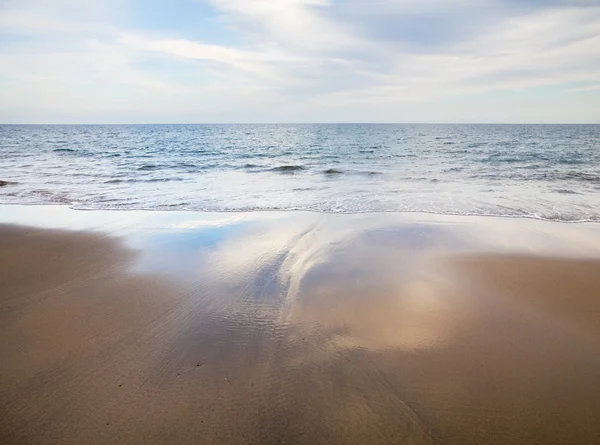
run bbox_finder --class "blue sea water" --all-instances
[0,124,599,221]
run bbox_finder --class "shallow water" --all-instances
[1,124,599,221]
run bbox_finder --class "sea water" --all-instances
[1,124,599,221]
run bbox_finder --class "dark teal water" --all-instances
[1,124,599,221]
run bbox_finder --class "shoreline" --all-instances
[2,207,600,443]
[2,202,600,223]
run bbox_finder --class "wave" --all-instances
[137,165,161,171]
[470,171,600,183]
[554,189,581,195]
[240,153,271,159]
[53,148,94,157]
[138,163,200,171]
[270,165,305,173]
[159,202,190,208]
[562,172,600,183]
[146,177,184,183]
[559,158,586,165]
[483,156,528,164]
[24,189,72,204]
[394,154,417,158]
[177,163,197,169]
[0,180,17,187]
[105,178,184,184]
[63,204,600,223]
[2,195,598,223]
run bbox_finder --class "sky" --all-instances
[1,0,599,123]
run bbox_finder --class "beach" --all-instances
[2,206,600,444]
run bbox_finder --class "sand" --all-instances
[1,208,600,444]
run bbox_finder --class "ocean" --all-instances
[1,124,599,221]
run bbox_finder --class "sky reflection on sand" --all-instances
[125,212,474,355]
[3,206,600,444]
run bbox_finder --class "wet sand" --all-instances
[1,207,600,444]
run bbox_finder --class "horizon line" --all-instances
[1,122,599,126]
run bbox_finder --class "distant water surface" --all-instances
[0,124,599,221]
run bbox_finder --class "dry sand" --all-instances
[1,211,600,444]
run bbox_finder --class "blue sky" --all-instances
[1,0,599,123]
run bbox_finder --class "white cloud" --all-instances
[208,0,357,51]
[0,0,599,122]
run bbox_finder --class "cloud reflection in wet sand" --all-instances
[124,213,600,444]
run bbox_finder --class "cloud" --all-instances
[208,0,357,51]
[0,0,599,122]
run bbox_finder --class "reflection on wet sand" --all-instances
[2,210,600,444]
